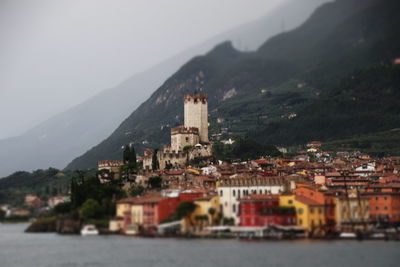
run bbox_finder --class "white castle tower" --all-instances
[184,94,209,143]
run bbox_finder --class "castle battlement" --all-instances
[184,94,208,104]
[171,126,199,135]
[98,160,124,168]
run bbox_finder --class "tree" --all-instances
[52,187,58,196]
[176,202,197,219]
[223,217,235,226]
[0,209,5,221]
[123,145,131,164]
[129,145,137,169]
[97,169,114,182]
[152,149,159,170]
[119,164,130,182]
[129,185,145,197]
[148,176,162,189]
[176,202,198,230]
[208,207,216,225]
[80,199,103,219]
[53,202,71,214]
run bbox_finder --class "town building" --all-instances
[364,183,400,225]
[217,177,287,224]
[334,191,370,232]
[239,194,296,227]
[279,194,326,236]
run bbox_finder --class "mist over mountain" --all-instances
[66,0,400,171]
[0,0,329,177]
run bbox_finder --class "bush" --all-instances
[53,202,71,214]
[80,199,103,219]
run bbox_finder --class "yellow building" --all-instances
[114,197,142,234]
[131,204,143,225]
[116,199,135,217]
[280,194,325,236]
[183,195,220,233]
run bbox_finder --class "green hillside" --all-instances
[322,129,400,157]
[66,0,400,170]
[0,169,81,206]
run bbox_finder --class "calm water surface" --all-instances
[0,223,398,267]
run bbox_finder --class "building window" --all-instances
[260,189,262,194]
[376,206,379,210]
[375,196,379,201]
[233,190,236,197]
[310,208,314,214]
[238,190,241,198]
[299,219,303,225]
[384,206,388,210]
[384,196,387,201]
[233,204,236,213]
[288,200,293,204]
[298,208,304,215]
[185,137,189,142]
[318,208,322,214]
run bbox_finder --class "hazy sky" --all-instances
[0,0,288,139]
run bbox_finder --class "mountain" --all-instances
[66,0,400,170]
[0,0,330,177]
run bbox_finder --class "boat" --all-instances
[339,232,357,239]
[80,224,99,236]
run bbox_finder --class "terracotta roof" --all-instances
[253,159,272,165]
[295,195,324,206]
[368,183,400,188]
[117,197,142,204]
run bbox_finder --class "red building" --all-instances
[140,191,205,231]
[141,196,179,231]
[239,195,296,227]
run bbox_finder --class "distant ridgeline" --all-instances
[66,0,400,170]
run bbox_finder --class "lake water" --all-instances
[0,223,399,267]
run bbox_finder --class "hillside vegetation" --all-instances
[67,0,400,170]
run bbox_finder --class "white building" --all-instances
[217,177,287,224]
[355,164,376,177]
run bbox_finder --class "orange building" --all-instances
[364,183,400,224]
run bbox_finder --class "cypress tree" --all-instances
[152,149,159,170]
[129,144,137,169]
[123,145,131,164]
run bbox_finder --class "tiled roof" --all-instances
[295,195,324,206]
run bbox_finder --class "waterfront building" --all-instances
[334,191,370,232]
[239,194,296,227]
[279,194,326,236]
[364,183,400,225]
[183,195,221,233]
[217,177,286,224]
